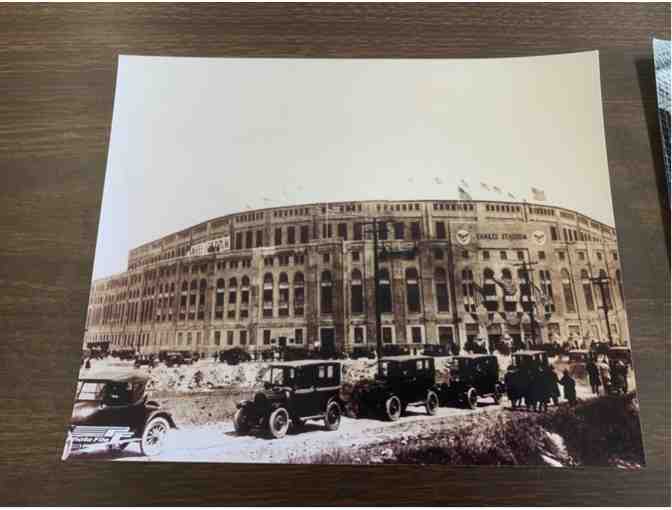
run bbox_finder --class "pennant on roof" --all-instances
[531,187,547,201]
[493,186,502,194]
[480,182,491,191]
[458,186,473,201]
[434,177,443,185]
[460,179,470,188]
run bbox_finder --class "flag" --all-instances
[531,187,547,201]
[434,177,443,185]
[245,204,252,210]
[493,186,502,194]
[480,182,491,191]
[262,197,273,203]
[458,186,472,201]
[507,192,516,200]
[460,179,470,188]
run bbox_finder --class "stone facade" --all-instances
[83,199,629,356]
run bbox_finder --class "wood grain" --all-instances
[0,3,669,506]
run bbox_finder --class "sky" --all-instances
[93,51,613,279]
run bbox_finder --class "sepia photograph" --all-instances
[62,51,644,467]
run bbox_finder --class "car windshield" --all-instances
[448,358,471,372]
[76,381,106,401]
[266,366,296,386]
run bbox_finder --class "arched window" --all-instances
[581,269,595,311]
[228,277,238,304]
[616,269,624,304]
[561,268,576,313]
[518,268,534,313]
[215,278,225,317]
[198,279,207,319]
[351,269,364,314]
[278,273,289,316]
[501,268,516,312]
[599,269,613,310]
[240,275,250,310]
[263,273,273,317]
[539,270,555,313]
[405,267,421,313]
[462,268,476,312]
[378,268,392,314]
[293,272,305,316]
[435,268,449,313]
[181,281,188,292]
[482,268,498,312]
[321,270,333,314]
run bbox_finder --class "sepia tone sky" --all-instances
[93,51,613,279]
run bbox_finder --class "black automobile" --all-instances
[352,355,440,421]
[437,354,504,409]
[504,350,549,405]
[161,350,193,367]
[134,354,157,369]
[219,347,252,365]
[234,360,343,439]
[62,370,176,460]
[607,346,632,366]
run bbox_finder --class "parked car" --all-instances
[567,349,590,364]
[62,369,176,460]
[219,347,252,365]
[234,360,343,439]
[352,355,439,421]
[504,350,550,405]
[607,346,632,366]
[160,350,193,367]
[422,344,454,357]
[134,354,157,369]
[436,354,504,409]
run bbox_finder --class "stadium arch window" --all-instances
[482,268,499,312]
[598,269,613,310]
[215,278,225,317]
[435,267,449,313]
[287,226,296,245]
[405,267,421,314]
[278,272,289,316]
[561,268,576,313]
[581,269,595,311]
[410,222,421,240]
[501,268,516,312]
[337,223,348,240]
[274,228,282,246]
[293,272,305,316]
[320,270,333,315]
[394,222,405,240]
[263,273,274,317]
[300,225,309,244]
[462,268,476,312]
[378,268,392,314]
[539,270,555,313]
[434,247,444,260]
[435,221,446,239]
[351,269,364,315]
[353,222,363,241]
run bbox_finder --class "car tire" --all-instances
[465,387,478,410]
[425,390,439,416]
[141,416,170,457]
[61,432,73,461]
[268,407,290,439]
[233,409,250,435]
[324,401,341,431]
[384,395,402,421]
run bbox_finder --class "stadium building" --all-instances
[83,199,629,356]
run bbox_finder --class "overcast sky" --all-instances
[93,51,613,279]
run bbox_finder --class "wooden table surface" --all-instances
[0,3,669,506]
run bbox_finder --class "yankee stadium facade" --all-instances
[83,199,629,356]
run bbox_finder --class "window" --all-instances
[293,272,305,316]
[538,251,546,260]
[337,223,348,240]
[227,331,234,346]
[256,230,264,248]
[578,251,586,261]
[263,273,273,317]
[612,251,618,261]
[517,251,525,261]
[352,250,360,262]
[482,268,499,312]
[405,268,421,313]
[382,326,393,344]
[581,269,595,311]
[378,268,392,313]
[462,250,469,259]
[598,269,613,310]
[287,226,295,245]
[214,330,221,346]
[411,326,423,344]
[323,253,330,264]
[462,268,476,312]
[557,251,566,261]
[435,268,449,313]
[245,231,253,249]
[435,221,446,239]
[596,251,603,261]
[300,225,309,244]
[353,222,363,241]
[239,330,247,345]
[482,251,490,261]
[321,270,333,314]
[322,223,332,238]
[561,268,576,313]
[295,329,303,344]
[550,226,558,241]
[394,222,405,240]
[351,269,364,314]
[410,222,421,240]
[274,228,282,246]
[354,326,365,344]
[198,279,207,320]
[434,247,444,260]
[539,270,555,313]
[263,330,271,345]
[278,272,289,317]
[499,250,507,260]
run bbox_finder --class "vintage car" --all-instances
[219,347,252,365]
[567,349,590,364]
[352,355,439,421]
[62,370,176,460]
[160,350,194,367]
[134,354,157,368]
[504,350,550,406]
[234,360,343,439]
[436,354,504,409]
[607,346,632,366]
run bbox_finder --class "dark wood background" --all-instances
[0,3,669,506]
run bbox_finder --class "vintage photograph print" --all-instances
[63,52,645,467]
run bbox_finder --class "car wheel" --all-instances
[61,432,73,461]
[465,387,478,410]
[425,390,439,416]
[233,409,250,435]
[141,417,170,457]
[384,395,402,421]
[324,401,341,431]
[268,407,290,439]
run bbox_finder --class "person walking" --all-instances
[559,369,577,406]
[586,356,600,395]
[544,365,560,406]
